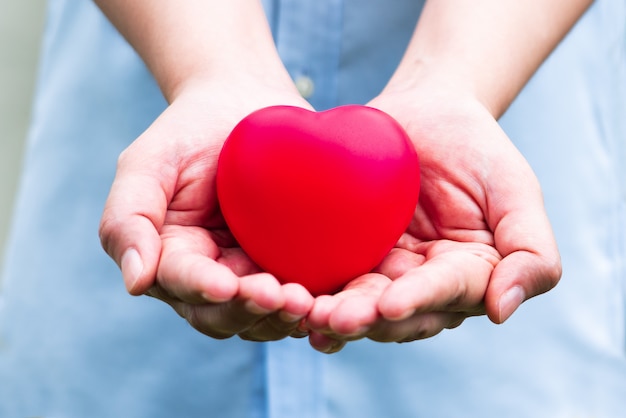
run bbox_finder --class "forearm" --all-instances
[94,0,290,102]
[385,0,593,117]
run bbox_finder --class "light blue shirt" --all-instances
[1,1,625,417]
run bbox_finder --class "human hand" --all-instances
[306,90,561,353]
[99,78,315,341]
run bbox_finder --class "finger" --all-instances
[326,295,379,336]
[245,284,314,337]
[216,246,263,277]
[158,224,239,303]
[149,283,306,341]
[145,285,242,339]
[238,285,312,342]
[325,274,390,336]
[99,166,169,295]
[374,247,426,279]
[279,283,315,323]
[487,175,562,323]
[306,295,338,331]
[378,248,494,321]
[486,247,561,324]
[367,311,469,343]
[167,273,285,340]
[289,319,311,339]
[237,313,300,342]
[307,273,390,336]
[308,332,347,354]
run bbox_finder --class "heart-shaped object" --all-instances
[216,105,420,295]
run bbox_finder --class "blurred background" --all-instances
[0,1,46,273]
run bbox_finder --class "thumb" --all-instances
[485,208,562,324]
[99,157,169,295]
[485,249,562,324]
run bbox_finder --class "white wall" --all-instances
[0,0,47,273]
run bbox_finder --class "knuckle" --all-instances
[536,256,563,295]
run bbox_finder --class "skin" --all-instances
[307,93,560,351]
[305,0,593,352]
[97,0,593,351]
[97,1,316,341]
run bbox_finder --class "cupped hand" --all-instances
[307,90,561,353]
[99,77,314,341]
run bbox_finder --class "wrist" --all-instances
[380,0,593,120]
[166,63,301,106]
[159,73,310,150]
[161,49,296,106]
[97,0,293,104]
[380,60,493,118]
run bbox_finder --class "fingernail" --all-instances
[498,286,525,323]
[121,248,143,293]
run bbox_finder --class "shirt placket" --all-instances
[263,4,343,416]
[273,0,344,111]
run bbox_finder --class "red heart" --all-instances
[216,105,420,295]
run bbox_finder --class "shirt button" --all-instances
[295,75,315,99]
